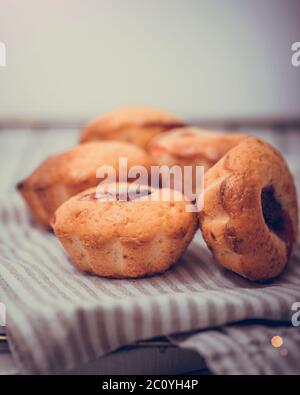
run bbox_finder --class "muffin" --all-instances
[148,127,246,172]
[17,141,152,228]
[80,106,184,148]
[51,183,198,278]
[198,137,298,281]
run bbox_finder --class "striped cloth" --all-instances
[0,128,300,374]
[172,322,300,375]
[0,195,300,374]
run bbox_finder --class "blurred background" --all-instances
[0,0,300,121]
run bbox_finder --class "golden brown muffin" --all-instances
[198,137,298,281]
[17,141,153,228]
[148,127,247,172]
[80,106,184,148]
[51,183,198,278]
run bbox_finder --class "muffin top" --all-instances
[20,141,153,190]
[52,183,197,245]
[148,127,246,161]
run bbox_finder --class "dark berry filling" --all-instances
[261,186,294,256]
[261,186,283,233]
[142,121,186,131]
[79,188,152,202]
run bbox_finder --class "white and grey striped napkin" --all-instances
[0,195,299,374]
[172,322,300,375]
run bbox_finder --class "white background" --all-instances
[0,0,300,120]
